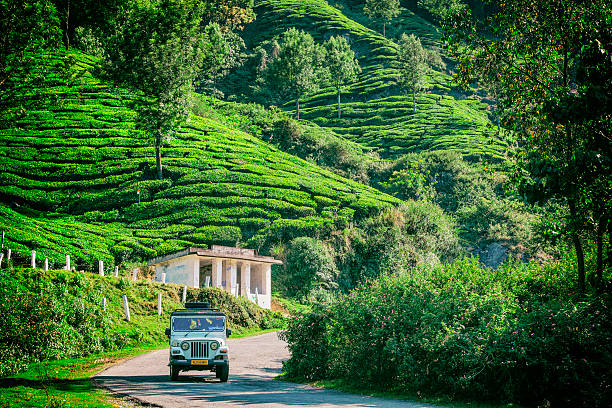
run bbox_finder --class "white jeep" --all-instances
[165,302,231,381]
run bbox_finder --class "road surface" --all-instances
[95,331,439,408]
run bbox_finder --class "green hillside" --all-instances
[229,0,504,160]
[0,52,400,268]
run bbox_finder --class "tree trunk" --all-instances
[595,216,607,290]
[337,88,341,119]
[64,0,70,50]
[413,90,416,113]
[155,135,163,180]
[569,201,586,294]
[383,22,386,38]
[296,98,300,120]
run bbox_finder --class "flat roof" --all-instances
[147,246,283,266]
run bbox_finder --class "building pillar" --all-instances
[191,255,199,288]
[240,262,251,297]
[226,260,236,294]
[212,258,222,288]
[261,263,272,309]
[263,264,271,295]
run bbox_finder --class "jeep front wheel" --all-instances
[170,365,179,381]
[216,364,229,382]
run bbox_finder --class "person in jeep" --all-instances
[165,302,231,381]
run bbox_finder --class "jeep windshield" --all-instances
[172,316,225,332]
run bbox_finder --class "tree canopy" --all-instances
[261,28,325,120]
[0,0,61,112]
[104,0,206,180]
[397,33,428,113]
[363,0,401,37]
[444,0,612,292]
[324,36,360,119]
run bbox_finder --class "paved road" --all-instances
[95,332,439,408]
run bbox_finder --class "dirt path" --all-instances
[95,331,439,408]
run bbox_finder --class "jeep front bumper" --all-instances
[169,357,228,371]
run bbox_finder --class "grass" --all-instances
[0,345,163,408]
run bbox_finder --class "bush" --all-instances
[282,237,338,300]
[281,257,612,407]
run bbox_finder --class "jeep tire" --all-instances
[170,365,179,381]
[216,364,229,382]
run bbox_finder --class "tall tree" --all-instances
[105,0,205,180]
[0,0,61,121]
[444,0,612,293]
[324,36,361,119]
[397,33,428,113]
[363,0,401,38]
[263,28,325,120]
[201,0,255,31]
[198,22,245,96]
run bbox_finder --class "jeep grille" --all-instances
[190,341,209,358]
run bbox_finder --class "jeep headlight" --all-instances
[210,341,219,350]
[171,340,179,347]
[181,341,190,351]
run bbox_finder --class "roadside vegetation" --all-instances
[0,266,284,378]
[281,256,612,407]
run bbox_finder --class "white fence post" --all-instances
[132,268,138,281]
[31,250,36,268]
[182,285,187,303]
[99,260,104,276]
[44,258,49,271]
[161,272,166,283]
[122,295,131,322]
[158,293,162,315]
[7,249,10,261]
[0,253,3,268]
[65,255,70,271]
[114,266,119,277]
[102,297,107,311]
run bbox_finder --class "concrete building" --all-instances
[147,246,282,309]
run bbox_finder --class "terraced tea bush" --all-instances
[0,51,401,267]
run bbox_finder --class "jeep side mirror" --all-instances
[226,328,232,337]
[165,328,170,337]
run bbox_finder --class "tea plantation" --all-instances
[0,52,400,269]
[230,0,505,160]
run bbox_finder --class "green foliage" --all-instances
[324,35,361,118]
[397,33,427,112]
[279,310,329,380]
[231,0,504,160]
[283,237,338,299]
[261,28,326,119]
[282,257,612,407]
[198,22,245,97]
[0,52,400,266]
[0,267,283,377]
[104,0,206,179]
[363,0,400,37]
[335,201,460,289]
[0,0,61,121]
[444,0,612,291]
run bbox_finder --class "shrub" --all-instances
[281,257,612,407]
[283,237,339,299]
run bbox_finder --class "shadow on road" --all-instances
[94,373,384,406]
